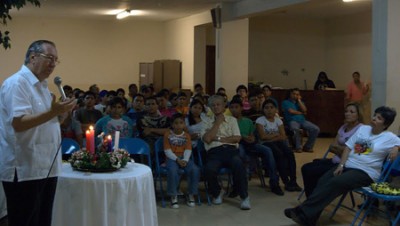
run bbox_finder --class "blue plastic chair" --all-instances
[118,137,152,169]
[350,156,400,226]
[61,138,80,155]
[154,137,201,208]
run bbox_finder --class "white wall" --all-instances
[326,11,372,89]
[248,16,326,89]
[163,11,212,90]
[0,17,165,93]
[218,18,249,98]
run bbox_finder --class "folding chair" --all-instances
[61,138,80,160]
[350,156,400,226]
[153,137,201,208]
[118,137,152,169]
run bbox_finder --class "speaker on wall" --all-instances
[210,7,221,29]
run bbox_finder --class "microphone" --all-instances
[54,76,66,100]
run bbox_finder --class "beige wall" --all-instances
[386,0,400,133]
[249,16,326,89]
[326,11,372,89]
[218,18,249,98]
[163,11,212,90]
[248,12,372,91]
[0,17,165,94]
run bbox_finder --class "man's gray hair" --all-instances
[24,40,56,65]
[207,94,226,107]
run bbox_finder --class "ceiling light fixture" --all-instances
[116,10,131,19]
[116,10,142,19]
[343,0,353,2]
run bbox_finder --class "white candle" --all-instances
[114,131,120,150]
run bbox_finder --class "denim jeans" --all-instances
[289,120,320,150]
[239,143,280,186]
[166,158,200,196]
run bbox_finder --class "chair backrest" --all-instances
[154,137,164,174]
[118,137,152,169]
[61,138,80,154]
[380,155,400,182]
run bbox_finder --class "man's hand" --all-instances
[176,159,187,167]
[51,95,77,115]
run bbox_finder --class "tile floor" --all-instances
[156,138,386,226]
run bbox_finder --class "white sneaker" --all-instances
[240,196,251,210]
[186,194,196,207]
[212,190,224,205]
[170,196,179,209]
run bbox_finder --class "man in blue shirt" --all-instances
[281,88,320,153]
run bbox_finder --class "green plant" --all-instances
[1,0,41,49]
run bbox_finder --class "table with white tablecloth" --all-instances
[52,163,158,226]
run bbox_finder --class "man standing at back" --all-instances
[0,40,76,226]
[282,88,320,153]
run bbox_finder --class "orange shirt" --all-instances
[163,130,192,157]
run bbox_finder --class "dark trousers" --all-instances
[2,176,58,226]
[204,145,248,199]
[263,140,297,184]
[301,159,337,197]
[299,167,373,223]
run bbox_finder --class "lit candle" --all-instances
[107,135,112,152]
[89,125,95,154]
[114,131,120,151]
[85,130,91,152]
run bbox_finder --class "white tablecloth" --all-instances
[52,163,158,226]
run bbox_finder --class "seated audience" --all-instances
[185,99,205,162]
[229,98,284,196]
[74,91,103,132]
[301,103,363,197]
[282,88,320,153]
[63,85,74,99]
[175,91,189,115]
[285,106,400,226]
[164,113,200,209]
[94,90,109,115]
[61,111,83,147]
[95,97,133,138]
[256,99,302,192]
[126,94,145,137]
[200,95,251,210]
[313,71,336,90]
[156,91,176,118]
[236,84,251,111]
[137,96,170,154]
[243,92,264,123]
[262,85,278,108]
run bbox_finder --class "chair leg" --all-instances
[297,189,305,202]
[330,192,348,219]
[392,211,400,226]
[357,197,376,226]
[158,175,166,208]
[350,197,369,226]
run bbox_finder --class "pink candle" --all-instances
[89,126,95,154]
[85,130,91,152]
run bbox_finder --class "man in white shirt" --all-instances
[201,95,251,210]
[0,40,76,226]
